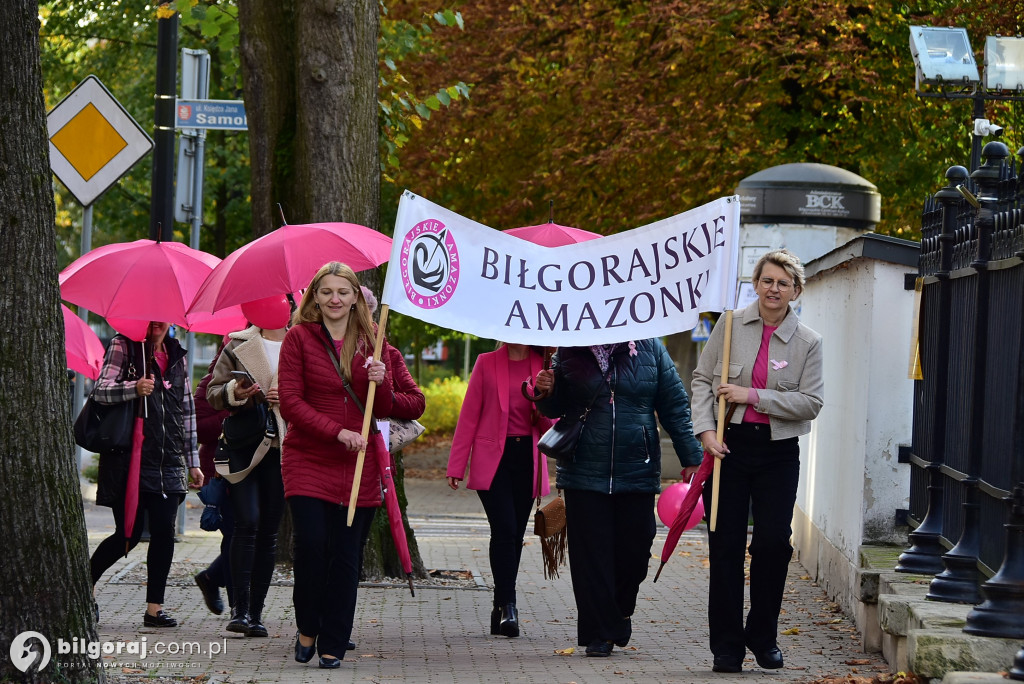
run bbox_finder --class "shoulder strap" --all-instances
[317,325,379,430]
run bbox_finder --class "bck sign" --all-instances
[798,191,850,218]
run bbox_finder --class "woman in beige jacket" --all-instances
[206,295,290,638]
[691,249,824,674]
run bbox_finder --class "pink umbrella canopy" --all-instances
[504,222,602,247]
[189,222,392,314]
[62,304,105,380]
[60,239,221,327]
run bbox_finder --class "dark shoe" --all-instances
[294,632,315,663]
[226,608,249,634]
[143,610,177,628]
[347,641,356,651]
[498,603,519,638]
[490,607,501,635]
[712,654,743,673]
[318,656,342,669]
[245,618,268,637]
[750,645,783,669]
[194,571,224,615]
[585,640,613,657]
[614,616,632,647]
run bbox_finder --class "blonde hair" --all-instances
[752,249,805,292]
[293,261,376,381]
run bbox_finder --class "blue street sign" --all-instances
[691,316,712,343]
[175,99,247,131]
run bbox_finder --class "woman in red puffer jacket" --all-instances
[278,262,393,670]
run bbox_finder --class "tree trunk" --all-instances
[239,0,415,578]
[0,3,103,682]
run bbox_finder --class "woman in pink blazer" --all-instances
[447,343,554,638]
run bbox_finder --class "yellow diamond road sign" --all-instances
[47,75,153,207]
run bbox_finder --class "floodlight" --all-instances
[909,26,980,89]
[984,36,1024,91]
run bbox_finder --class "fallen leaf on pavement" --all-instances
[781,627,800,635]
[555,647,575,656]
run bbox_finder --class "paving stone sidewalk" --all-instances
[86,479,890,683]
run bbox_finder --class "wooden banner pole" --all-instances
[347,304,390,526]
[709,309,733,532]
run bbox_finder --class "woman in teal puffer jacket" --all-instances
[535,338,702,657]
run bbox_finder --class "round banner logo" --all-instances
[400,219,459,309]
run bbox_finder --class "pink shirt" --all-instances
[506,357,533,436]
[743,325,777,424]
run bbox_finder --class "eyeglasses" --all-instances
[758,277,793,292]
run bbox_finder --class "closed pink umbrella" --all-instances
[62,304,105,380]
[372,431,415,595]
[504,222,602,247]
[188,222,392,314]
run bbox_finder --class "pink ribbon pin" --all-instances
[628,341,637,357]
[770,359,788,370]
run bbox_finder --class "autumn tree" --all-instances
[0,2,102,682]
[389,0,1022,240]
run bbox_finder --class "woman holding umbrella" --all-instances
[691,249,823,673]
[278,262,392,669]
[90,321,203,627]
[206,295,292,638]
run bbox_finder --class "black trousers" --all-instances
[476,436,535,607]
[229,447,284,619]
[289,496,375,658]
[701,422,800,657]
[91,491,182,604]
[564,488,656,646]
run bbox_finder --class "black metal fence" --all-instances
[896,141,1024,639]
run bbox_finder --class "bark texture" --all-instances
[239,0,414,577]
[0,2,103,682]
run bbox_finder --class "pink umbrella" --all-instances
[60,239,221,327]
[183,304,249,335]
[188,222,391,314]
[653,453,714,582]
[504,222,602,247]
[62,304,105,380]
[372,431,415,595]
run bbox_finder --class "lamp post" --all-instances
[909,27,1024,171]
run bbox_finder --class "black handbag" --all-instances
[537,379,603,461]
[537,417,586,460]
[73,338,139,453]
[74,396,135,453]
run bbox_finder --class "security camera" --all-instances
[973,119,1004,137]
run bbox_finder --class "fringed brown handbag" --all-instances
[534,436,567,579]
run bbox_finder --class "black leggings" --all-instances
[91,491,182,604]
[476,436,535,607]
[229,447,284,618]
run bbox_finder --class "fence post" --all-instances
[897,166,968,575]
[926,144,1006,602]
[965,143,1024,639]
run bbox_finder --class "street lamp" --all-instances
[910,26,1024,170]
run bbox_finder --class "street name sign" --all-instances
[175,99,248,131]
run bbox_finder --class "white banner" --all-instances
[381,191,740,346]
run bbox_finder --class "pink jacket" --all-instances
[446,347,554,495]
